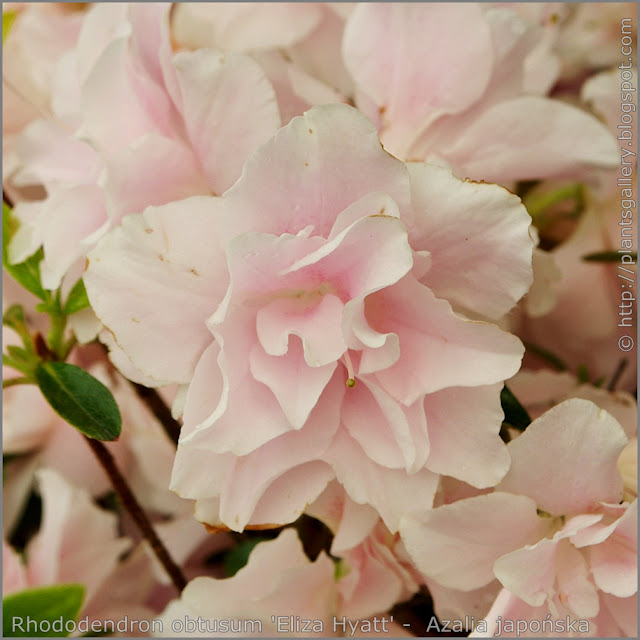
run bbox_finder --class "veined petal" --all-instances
[179,373,342,531]
[370,276,525,403]
[256,294,346,365]
[343,3,493,155]
[250,339,337,429]
[282,213,413,301]
[85,196,228,384]
[406,162,534,320]
[423,384,510,488]
[102,134,210,223]
[400,492,545,591]
[444,96,619,182]
[222,103,411,238]
[174,49,280,195]
[326,428,438,533]
[588,501,638,598]
[497,399,628,516]
[342,377,429,474]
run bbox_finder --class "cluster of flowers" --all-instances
[2,3,637,637]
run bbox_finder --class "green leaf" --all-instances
[63,279,90,315]
[6,345,32,365]
[224,539,262,577]
[3,204,49,301]
[582,250,637,263]
[576,364,590,384]
[3,304,26,333]
[333,558,350,581]
[5,248,47,301]
[3,352,36,377]
[34,362,121,441]
[500,385,531,432]
[3,10,17,43]
[3,584,84,637]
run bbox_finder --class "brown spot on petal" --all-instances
[145,228,153,234]
[613,393,634,407]
[308,128,313,134]
[463,177,490,185]
[204,522,284,534]
[190,268,199,276]
[64,3,89,12]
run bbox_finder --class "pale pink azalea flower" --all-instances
[171,2,352,114]
[474,588,637,637]
[508,369,637,438]
[3,449,39,539]
[155,528,335,638]
[3,469,132,610]
[2,2,83,192]
[6,489,229,637]
[85,104,533,532]
[3,539,28,593]
[2,444,225,631]
[342,4,618,184]
[2,469,189,636]
[248,49,344,126]
[171,3,323,51]
[400,399,637,636]
[155,526,412,638]
[424,578,503,635]
[7,2,280,294]
[618,439,637,503]
[554,3,637,80]
[308,482,419,619]
[514,68,637,391]
[520,244,563,319]
[24,469,131,603]
[80,548,161,637]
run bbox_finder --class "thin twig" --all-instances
[3,377,31,388]
[607,358,629,392]
[84,436,187,592]
[131,382,181,444]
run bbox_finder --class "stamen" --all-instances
[344,351,356,388]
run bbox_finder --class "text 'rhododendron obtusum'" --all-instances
[84,104,534,532]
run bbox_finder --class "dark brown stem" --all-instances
[131,382,181,444]
[84,436,187,592]
[607,358,629,392]
[3,190,14,208]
